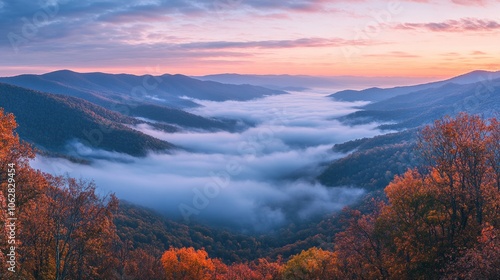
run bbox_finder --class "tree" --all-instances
[334,207,391,280]
[47,176,119,280]
[378,170,445,278]
[282,247,339,280]
[118,248,166,280]
[224,263,260,280]
[161,247,215,280]
[444,224,500,279]
[419,114,489,240]
[250,258,283,280]
[335,114,500,279]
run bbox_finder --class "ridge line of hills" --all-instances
[0,71,287,157]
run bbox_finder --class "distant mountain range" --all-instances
[330,70,500,102]
[320,70,500,192]
[194,74,431,91]
[0,70,287,108]
[2,69,499,161]
[0,71,289,158]
[339,70,500,130]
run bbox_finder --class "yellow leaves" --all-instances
[282,247,338,280]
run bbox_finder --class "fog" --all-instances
[32,91,386,232]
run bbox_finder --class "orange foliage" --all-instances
[444,224,500,279]
[161,247,215,280]
[335,113,500,279]
[0,108,120,279]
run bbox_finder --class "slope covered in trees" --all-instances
[330,70,500,102]
[1,105,498,279]
[156,113,500,279]
[0,109,121,279]
[340,75,500,130]
[0,100,500,280]
[0,83,175,157]
[319,130,419,190]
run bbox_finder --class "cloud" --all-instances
[235,0,332,13]
[177,37,380,50]
[363,51,420,58]
[451,0,487,5]
[395,18,500,32]
[32,92,385,232]
[471,50,487,55]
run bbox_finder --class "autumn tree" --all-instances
[47,176,119,280]
[444,224,500,279]
[334,206,391,280]
[281,247,339,280]
[211,258,229,280]
[487,117,500,192]
[0,108,122,279]
[250,258,283,280]
[223,263,260,280]
[161,247,215,280]
[418,113,491,242]
[0,109,40,278]
[116,247,166,280]
[335,113,500,279]
[377,170,446,278]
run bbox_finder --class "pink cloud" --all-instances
[395,18,500,32]
[471,51,487,55]
[451,0,487,5]
[363,51,420,58]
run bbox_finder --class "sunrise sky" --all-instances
[0,0,499,78]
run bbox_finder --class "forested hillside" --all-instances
[330,70,500,102]
[0,83,174,157]
[1,108,498,279]
[340,76,500,130]
[319,130,419,190]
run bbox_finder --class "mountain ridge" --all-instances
[329,70,500,102]
[0,70,287,109]
[0,82,175,157]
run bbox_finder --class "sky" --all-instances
[0,0,499,78]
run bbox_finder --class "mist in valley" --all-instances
[32,91,388,232]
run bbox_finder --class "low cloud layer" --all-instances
[32,92,385,232]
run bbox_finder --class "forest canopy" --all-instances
[0,110,499,279]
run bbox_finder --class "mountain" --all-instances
[195,73,431,92]
[0,83,174,157]
[115,201,268,263]
[330,70,500,102]
[0,70,287,108]
[128,104,240,131]
[340,76,500,130]
[0,70,253,132]
[321,71,500,189]
[194,74,335,91]
[318,130,419,190]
